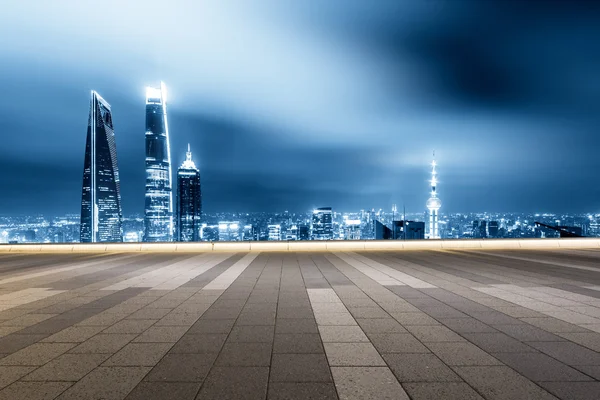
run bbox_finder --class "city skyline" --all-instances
[1,1,600,216]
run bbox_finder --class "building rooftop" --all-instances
[0,242,599,399]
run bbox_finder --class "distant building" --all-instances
[176,145,201,242]
[312,207,333,240]
[374,220,392,240]
[268,225,281,241]
[298,225,310,240]
[426,153,442,239]
[489,221,499,237]
[201,224,219,241]
[392,221,425,240]
[344,218,361,240]
[144,82,173,242]
[286,225,298,241]
[243,225,257,241]
[80,91,123,243]
[218,222,240,241]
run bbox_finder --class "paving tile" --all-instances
[403,382,484,400]
[0,366,35,390]
[103,343,172,366]
[133,326,189,342]
[0,381,72,400]
[539,382,600,400]
[267,382,337,400]
[520,317,590,333]
[324,343,385,366]
[438,318,497,333]
[426,342,502,366]
[493,352,594,382]
[277,307,316,319]
[273,334,324,354]
[69,333,137,354]
[356,318,407,333]
[0,342,76,366]
[144,353,216,382]
[270,354,332,382]
[170,334,227,353]
[383,353,462,382]
[42,326,105,343]
[573,365,600,380]
[228,325,275,343]
[197,366,268,400]
[319,325,369,342]
[347,307,390,319]
[22,353,110,381]
[56,366,151,400]
[390,312,440,326]
[125,381,200,400]
[492,323,565,342]
[405,325,466,342]
[0,334,48,354]
[462,333,538,353]
[188,319,236,334]
[314,313,357,326]
[103,319,157,334]
[215,342,272,366]
[557,332,600,352]
[236,311,277,325]
[331,367,409,399]
[127,308,173,320]
[368,333,430,353]
[527,341,600,366]
[276,319,319,334]
[454,366,558,400]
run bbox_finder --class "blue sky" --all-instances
[1,0,599,215]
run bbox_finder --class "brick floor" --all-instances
[0,249,599,399]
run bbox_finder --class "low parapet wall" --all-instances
[1,238,600,253]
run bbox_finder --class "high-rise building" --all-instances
[312,207,333,240]
[144,82,173,242]
[268,224,282,241]
[176,145,201,242]
[426,153,442,239]
[80,91,123,243]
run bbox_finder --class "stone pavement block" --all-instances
[42,326,105,342]
[133,326,189,342]
[390,312,440,326]
[102,319,157,334]
[125,381,200,400]
[236,311,277,326]
[493,323,566,342]
[276,319,319,334]
[315,313,357,326]
[69,333,136,354]
[22,353,110,381]
[356,318,407,333]
[270,354,332,382]
[520,317,590,333]
[319,326,368,342]
[0,381,72,400]
[127,308,172,320]
[426,342,502,366]
[103,343,172,366]
[383,353,462,382]
[215,342,272,366]
[467,311,524,326]
[462,333,538,353]
[0,366,35,389]
[493,352,594,382]
[454,366,558,400]
[438,318,497,333]
[56,366,151,400]
[557,332,600,352]
[170,334,227,353]
[277,307,317,319]
[188,319,236,334]
[403,382,484,400]
[273,334,324,354]
[573,365,600,380]
[324,343,385,366]
[144,353,216,382]
[267,382,338,400]
[228,325,275,343]
[197,366,269,400]
[331,367,409,400]
[201,308,242,320]
[539,382,600,400]
[0,342,76,366]
[347,307,390,319]
[0,334,48,354]
[368,333,430,353]
[405,325,466,342]
[527,341,600,366]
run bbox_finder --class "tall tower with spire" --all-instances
[426,151,442,239]
[176,144,201,242]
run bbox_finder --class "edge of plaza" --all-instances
[1,237,600,252]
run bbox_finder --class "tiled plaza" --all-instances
[0,248,600,399]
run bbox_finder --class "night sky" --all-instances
[1,0,599,216]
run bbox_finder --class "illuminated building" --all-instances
[144,82,173,242]
[268,224,281,241]
[312,207,333,240]
[343,218,361,240]
[426,153,441,239]
[80,91,123,243]
[176,144,201,242]
[218,222,240,241]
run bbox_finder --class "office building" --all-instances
[176,145,201,242]
[268,224,282,241]
[312,207,333,240]
[80,91,123,243]
[392,220,425,240]
[144,82,173,242]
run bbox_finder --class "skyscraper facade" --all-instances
[311,207,333,240]
[144,82,173,242]
[426,153,442,239]
[176,145,201,242]
[80,91,123,243]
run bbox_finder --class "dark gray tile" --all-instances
[215,342,272,366]
[539,382,600,400]
[273,334,324,354]
[462,333,538,353]
[403,382,484,400]
[228,326,274,343]
[438,318,497,333]
[196,367,269,400]
[528,341,600,366]
[493,352,594,382]
[144,353,215,382]
[368,333,430,353]
[125,382,200,400]
[267,382,337,400]
[270,354,332,382]
[170,334,227,354]
[384,353,462,382]
[276,319,318,334]
[493,324,566,342]
[188,319,235,334]
[356,318,407,333]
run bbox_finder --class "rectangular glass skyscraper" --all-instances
[176,145,201,242]
[311,207,333,240]
[80,91,123,243]
[144,82,173,242]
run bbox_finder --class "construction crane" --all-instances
[534,222,583,238]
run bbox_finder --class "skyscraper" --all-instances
[426,153,442,239]
[144,82,173,242]
[311,207,333,240]
[80,91,123,243]
[176,144,201,242]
